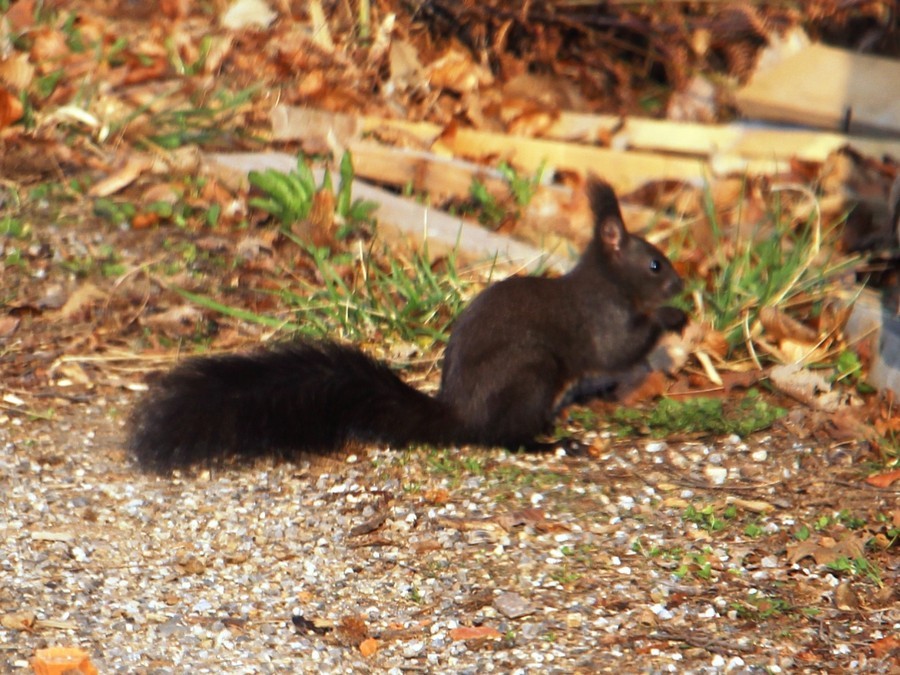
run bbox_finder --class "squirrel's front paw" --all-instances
[656,306,688,332]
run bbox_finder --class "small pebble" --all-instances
[704,465,728,485]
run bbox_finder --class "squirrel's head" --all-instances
[586,177,683,305]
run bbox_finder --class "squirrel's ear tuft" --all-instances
[586,176,624,225]
[588,176,627,254]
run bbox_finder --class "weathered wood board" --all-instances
[735,43,900,137]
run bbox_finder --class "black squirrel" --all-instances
[129,178,686,472]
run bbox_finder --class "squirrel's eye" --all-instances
[649,259,661,273]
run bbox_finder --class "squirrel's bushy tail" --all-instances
[129,341,459,472]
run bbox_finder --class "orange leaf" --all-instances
[865,469,900,488]
[32,647,98,675]
[30,27,69,64]
[0,88,24,129]
[132,212,160,230]
[449,626,502,641]
[5,0,36,31]
[870,634,900,658]
[359,638,379,657]
[423,488,450,504]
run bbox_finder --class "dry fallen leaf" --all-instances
[449,626,503,641]
[32,647,98,675]
[769,362,859,412]
[359,637,379,657]
[0,315,20,337]
[334,615,369,647]
[88,155,153,197]
[786,533,867,566]
[1,611,36,631]
[834,581,860,611]
[423,488,451,504]
[390,40,425,91]
[865,468,900,488]
[427,48,493,94]
[725,496,775,514]
[0,53,35,90]
[496,508,547,531]
[870,634,900,658]
[56,283,106,321]
[143,306,205,334]
[0,86,24,129]
[220,0,277,30]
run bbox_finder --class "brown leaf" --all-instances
[428,49,493,94]
[389,40,425,91]
[423,488,451,504]
[175,555,207,575]
[700,327,729,359]
[865,468,900,488]
[759,306,819,344]
[297,69,326,98]
[89,155,153,197]
[620,370,669,405]
[161,0,190,19]
[826,408,879,443]
[412,539,442,554]
[786,540,822,565]
[720,369,763,393]
[56,283,106,321]
[769,363,859,413]
[122,55,169,86]
[496,508,547,531]
[435,515,503,533]
[142,182,181,206]
[786,533,867,566]
[143,306,205,334]
[726,496,775,514]
[335,615,369,647]
[349,510,388,537]
[834,582,859,611]
[0,315,20,337]
[302,189,336,246]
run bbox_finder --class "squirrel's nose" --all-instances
[665,275,684,297]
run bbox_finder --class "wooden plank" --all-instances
[361,117,709,193]
[735,43,900,136]
[361,115,796,185]
[348,140,514,201]
[273,105,705,192]
[205,151,571,273]
[273,107,709,192]
[549,112,900,162]
[436,126,709,193]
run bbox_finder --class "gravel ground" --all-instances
[1,395,898,674]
